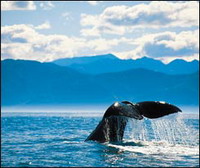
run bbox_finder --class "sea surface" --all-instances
[1,111,199,167]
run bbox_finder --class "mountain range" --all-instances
[2,55,199,106]
[52,54,199,75]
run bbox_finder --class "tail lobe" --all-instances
[135,101,182,119]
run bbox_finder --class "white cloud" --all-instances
[80,13,126,36]
[40,2,54,10]
[81,1,199,36]
[2,24,132,61]
[156,30,199,51]
[135,30,198,56]
[2,43,34,60]
[1,24,199,63]
[35,21,51,30]
[1,1,36,11]
[87,1,102,6]
[81,14,99,26]
[81,28,100,37]
[1,24,84,61]
[113,29,199,62]
[1,24,124,61]
[87,38,119,51]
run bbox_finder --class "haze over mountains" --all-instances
[53,54,199,75]
[2,54,199,106]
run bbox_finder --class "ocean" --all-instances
[1,111,199,167]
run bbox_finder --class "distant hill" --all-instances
[2,59,113,105]
[94,69,199,105]
[52,54,199,75]
[2,59,199,106]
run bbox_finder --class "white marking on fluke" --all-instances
[158,101,166,104]
[114,102,119,107]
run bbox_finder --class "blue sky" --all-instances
[1,1,199,63]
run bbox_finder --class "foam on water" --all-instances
[107,142,199,156]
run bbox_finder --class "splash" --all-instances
[125,113,199,146]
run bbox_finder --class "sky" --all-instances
[1,1,199,63]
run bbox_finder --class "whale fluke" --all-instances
[135,101,182,119]
[85,101,181,143]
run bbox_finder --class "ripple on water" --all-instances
[1,113,199,167]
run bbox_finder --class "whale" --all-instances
[85,101,181,143]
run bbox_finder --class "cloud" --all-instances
[40,2,54,10]
[35,21,51,30]
[1,24,124,61]
[81,14,99,26]
[1,24,198,63]
[81,28,100,37]
[87,1,102,6]
[135,30,198,57]
[114,30,199,63]
[80,13,126,36]
[87,38,120,51]
[62,12,72,21]
[2,24,134,62]
[1,24,85,61]
[81,1,199,36]
[1,1,36,11]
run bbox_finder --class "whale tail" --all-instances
[135,101,182,119]
[85,101,182,142]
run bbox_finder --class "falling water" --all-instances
[125,113,199,146]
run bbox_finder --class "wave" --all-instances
[107,140,199,156]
